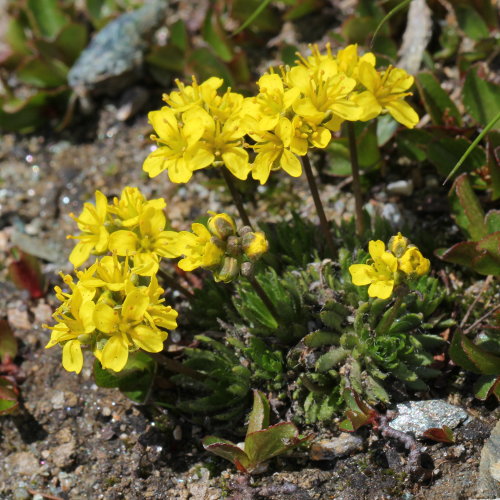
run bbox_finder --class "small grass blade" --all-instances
[231,0,273,36]
[371,0,412,48]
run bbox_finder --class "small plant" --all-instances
[202,390,313,474]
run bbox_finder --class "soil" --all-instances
[0,98,498,500]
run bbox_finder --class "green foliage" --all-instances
[437,174,500,276]
[93,351,157,403]
[0,320,20,415]
[203,390,313,474]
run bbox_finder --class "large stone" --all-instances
[477,420,500,499]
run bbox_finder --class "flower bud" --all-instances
[208,213,237,240]
[214,256,240,283]
[241,231,269,260]
[398,247,430,277]
[240,261,254,277]
[202,241,225,270]
[388,232,409,258]
[226,235,242,257]
[238,225,252,236]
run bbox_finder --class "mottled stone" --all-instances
[478,420,500,499]
[310,433,364,460]
[4,452,40,476]
[390,400,468,437]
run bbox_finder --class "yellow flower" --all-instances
[94,288,174,372]
[388,232,409,258]
[335,44,376,80]
[45,288,96,373]
[354,62,419,128]
[242,231,269,260]
[176,223,225,272]
[108,207,180,276]
[349,240,398,299]
[68,190,109,268]
[249,117,302,184]
[163,76,223,113]
[398,247,430,277]
[108,186,166,228]
[142,106,213,182]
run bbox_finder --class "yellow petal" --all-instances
[101,335,129,372]
[349,264,375,286]
[94,303,119,333]
[69,241,93,267]
[131,325,164,352]
[222,149,250,180]
[108,230,138,256]
[122,289,149,321]
[143,149,170,178]
[385,101,419,129]
[62,339,83,374]
[168,157,193,183]
[368,280,394,299]
[369,240,385,260]
[149,108,177,138]
[280,149,302,177]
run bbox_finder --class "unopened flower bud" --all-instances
[241,231,269,260]
[215,256,240,283]
[208,213,237,240]
[388,232,409,258]
[202,241,225,270]
[226,235,242,257]
[238,225,253,236]
[241,261,254,277]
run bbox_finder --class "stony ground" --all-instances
[0,98,498,499]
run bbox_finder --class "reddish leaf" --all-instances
[0,320,17,363]
[8,247,45,298]
[0,376,19,415]
[422,425,454,443]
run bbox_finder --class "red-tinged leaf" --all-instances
[202,436,250,470]
[438,241,500,276]
[450,330,500,375]
[0,377,19,415]
[0,320,17,363]
[422,425,454,443]
[474,375,500,401]
[476,231,500,259]
[342,410,373,432]
[246,389,270,436]
[8,247,45,298]
[339,418,355,432]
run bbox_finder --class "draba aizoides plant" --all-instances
[44,40,465,469]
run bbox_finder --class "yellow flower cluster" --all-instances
[175,212,269,282]
[68,187,180,275]
[44,256,178,373]
[349,233,430,299]
[143,44,418,185]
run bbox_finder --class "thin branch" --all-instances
[347,122,365,237]
[221,167,253,228]
[464,304,500,335]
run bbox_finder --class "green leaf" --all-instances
[485,210,500,233]
[450,330,500,375]
[428,136,486,178]
[387,313,423,334]
[202,8,233,62]
[474,375,500,401]
[188,48,234,88]
[202,436,250,471]
[415,72,462,126]
[449,174,487,241]
[370,0,411,47]
[27,0,68,39]
[316,348,349,372]
[170,19,188,51]
[463,68,500,126]
[93,351,156,403]
[54,23,88,65]
[0,377,19,415]
[244,422,298,465]
[438,240,500,276]
[0,320,17,362]
[247,390,270,435]
[303,330,340,348]
[376,114,399,146]
[455,6,489,40]
[6,18,30,57]
[17,57,68,88]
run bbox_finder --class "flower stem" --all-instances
[157,268,194,302]
[152,353,206,381]
[247,274,280,326]
[221,167,253,229]
[375,293,405,336]
[347,122,365,237]
[300,154,336,257]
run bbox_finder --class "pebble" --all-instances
[4,452,41,476]
[310,433,364,460]
[478,420,500,498]
[386,179,414,196]
[389,400,468,437]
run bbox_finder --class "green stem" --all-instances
[221,167,253,229]
[157,268,194,302]
[347,122,365,237]
[300,154,336,257]
[247,274,280,326]
[376,293,405,336]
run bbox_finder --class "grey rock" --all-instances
[387,180,414,196]
[390,400,468,437]
[4,452,41,476]
[310,433,364,460]
[478,420,500,499]
[68,0,167,97]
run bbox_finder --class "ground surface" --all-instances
[0,101,498,499]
